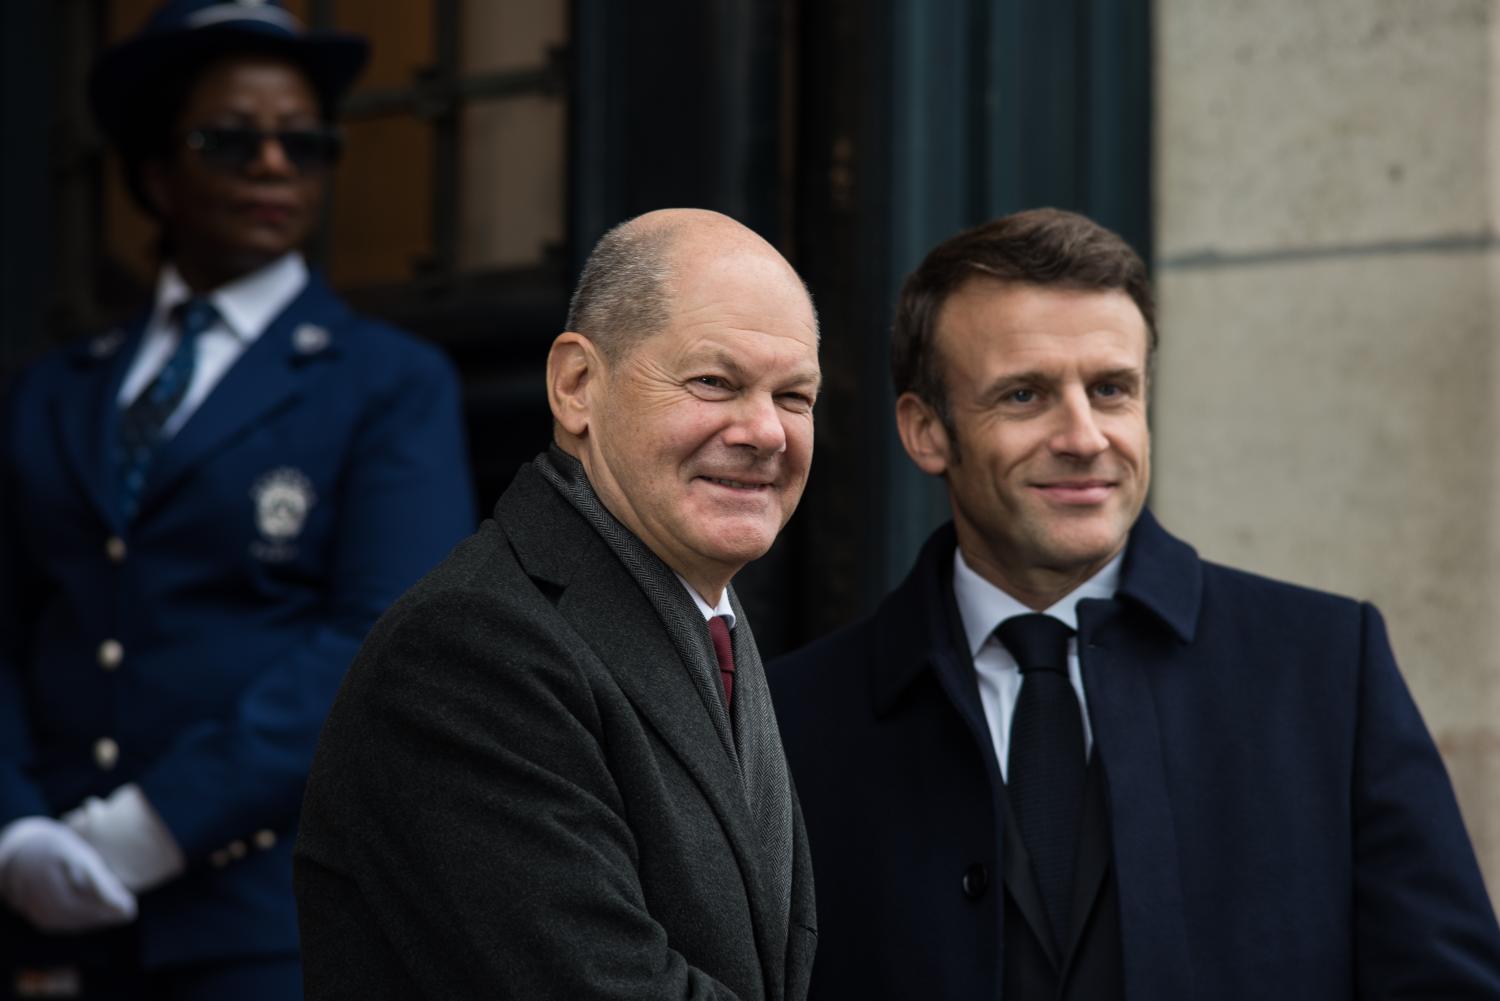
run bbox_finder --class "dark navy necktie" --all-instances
[114,297,218,522]
[997,612,1085,953]
[708,615,736,709]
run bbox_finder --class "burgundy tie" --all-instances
[708,615,735,709]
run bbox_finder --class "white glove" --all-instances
[0,816,138,932]
[65,784,185,894]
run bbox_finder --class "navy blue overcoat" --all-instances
[770,513,1500,1000]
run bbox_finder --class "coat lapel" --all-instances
[136,277,346,522]
[782,788,816,1000]
[1076,513,1204,1000]
[869,525,1063,979]
[498,467,784,992]
[52,318,146,530]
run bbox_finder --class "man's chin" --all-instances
[695,522,780,570]
[1034,523,1131,571]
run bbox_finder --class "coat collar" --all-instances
[871,511,1202,715]
[64,269,347,371]
[55,272,347,531]
[1115,509,1201,644]
[496,465,749,806]
[869,522,965,717]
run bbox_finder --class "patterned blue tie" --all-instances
[114,297,218,522]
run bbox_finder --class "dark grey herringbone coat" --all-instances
[294,464,817,1000]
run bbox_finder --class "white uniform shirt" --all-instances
[117,252,308,435]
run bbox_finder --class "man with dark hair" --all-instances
[295,208,821,1000]
[769,207,1500,999]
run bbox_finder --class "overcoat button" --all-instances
[98,640,123,671]
[210,850,230,869]
[962,863,990,900]
[93,738,119,771]
[104,537,127,563]
[227,840,248,860]
[252,829,277,851]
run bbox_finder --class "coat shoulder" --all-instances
[361,516,566,665]
[1196,556,1369,633]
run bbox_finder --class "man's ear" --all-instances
[547,332,603,437]
[895,391,953,477]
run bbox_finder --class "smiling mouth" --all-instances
[1033,480,1116,503]
[701,475,771,492]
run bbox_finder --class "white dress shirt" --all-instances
[676,573,737,628]
[952,548,1124,781]
[117,252,308,435]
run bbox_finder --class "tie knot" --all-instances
[995,613,1074,675]
[172,297,219,339]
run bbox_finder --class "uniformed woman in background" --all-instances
[0,2,475,997]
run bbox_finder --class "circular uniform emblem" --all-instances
[250,467,316,561]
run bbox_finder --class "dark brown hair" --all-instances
[890,208,1156,432]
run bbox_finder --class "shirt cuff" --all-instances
[64,783,186,894]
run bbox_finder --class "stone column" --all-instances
[1152,0,1500,889]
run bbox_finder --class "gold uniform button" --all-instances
[209,850,230,869]
[93,738,119,771]
[227,840,248,860]
[104,536,127,563]
[98,640,124,671]
[252,829,277,851]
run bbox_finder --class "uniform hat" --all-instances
[89,0,369,145]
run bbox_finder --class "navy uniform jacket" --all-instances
[768,512,1500,1000]
[0,272,475,968]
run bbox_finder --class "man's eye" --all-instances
[694,376,730,390]
[778,393,815,412]
[1094,382,1128,399]
[1006,388,1037,404]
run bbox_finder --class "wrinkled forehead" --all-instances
[668,245,818,336]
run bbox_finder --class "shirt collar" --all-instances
[952,547,1125,658]
[675,573,737,629]
[155,252,309,343]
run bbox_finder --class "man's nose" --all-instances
[725,393,788,454]
[1049,389,1109,458]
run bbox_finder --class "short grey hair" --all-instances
[565,219,678,361]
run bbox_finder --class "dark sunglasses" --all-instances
[183,126,344,173]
